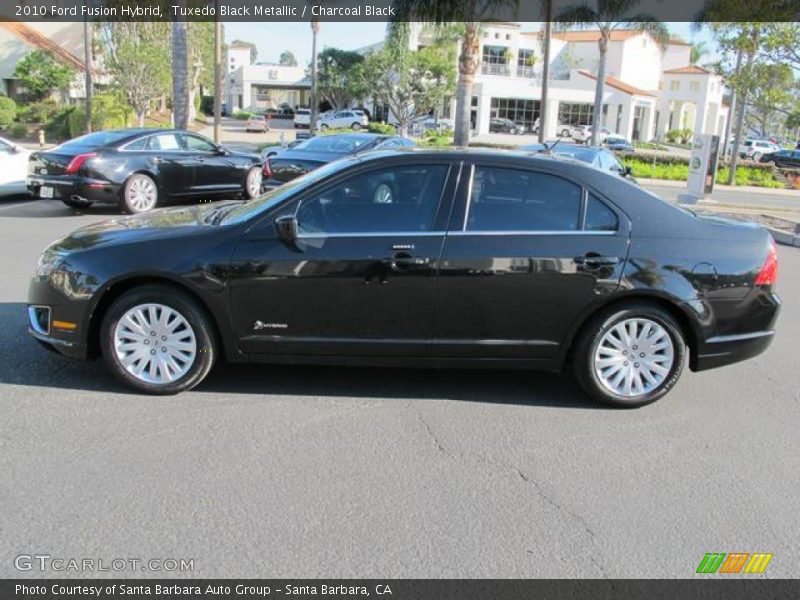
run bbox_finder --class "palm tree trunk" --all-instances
[721,47,742,160]
[83,9,93,133]
[538,6,553,144]
[454,24,480,147]
[727,47,755,185]
[309,17,319,133]
[172,19,189,130]
[213,0,222,144]
[591,35,608,146]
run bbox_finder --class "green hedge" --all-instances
[0,96,16,129]
[9,122,27,138]
[620,156,784,188]
[16,99,59,124]
[233,111,253,120]
[367,122,396,135]
[68,94,132,137]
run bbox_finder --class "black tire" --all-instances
[244,166,262,200]
[122,173,158,214]
[571,302,686,408]
[320,124,329,130]
[61,198,91,210]
[351,123,362,131]
[100,285,217,395]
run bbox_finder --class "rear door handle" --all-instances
[574,255,619,268]
[384,252,431,271]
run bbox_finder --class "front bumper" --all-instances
[27,175,120,204]
[27,278,91,360]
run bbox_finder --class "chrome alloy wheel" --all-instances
[247,168,262,198]
[113,303,197,385]
[126,176,157,212]
[593,318,675,398]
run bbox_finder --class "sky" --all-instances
[223,22,715,67]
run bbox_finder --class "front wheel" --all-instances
[100,285,217,395]
[245,166,262,200]
[561,128,571,137]
[320,124,329,130]
[122,173,158,214]
[351,123,362,131]
[572,303,686,407]
[752,152,762,162]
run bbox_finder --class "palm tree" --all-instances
[393,0,519,146]
[171,19,189,129]
[310,14,320,132]
[83,1,93,133]
[690,40,709,65]
[538,0,554,143]
[556,0,668,146]
[213,0,223,143]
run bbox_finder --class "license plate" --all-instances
[40,186,54,198]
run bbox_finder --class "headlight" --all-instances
[35,249,67,278]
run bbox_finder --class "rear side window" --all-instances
[147,134,180,151]
[124,137,147,151]
[585,194,619,232]
[467,167,581,232]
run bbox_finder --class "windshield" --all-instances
[295,136,378,154]
[552,148,597,163]
[221,157,360,225]
[56,130,138,151]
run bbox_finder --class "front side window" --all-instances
[147,134,181,151]
[183,135,217,153]
[467,167,582,232]
[296,165,449,235]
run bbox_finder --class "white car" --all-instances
[0,136,31,193]
[245,115,268,133]
[319,110,369,131]
[411,116,454,133]
[740,139,781,162]
[571,125,613,143]
[293,108,311,129]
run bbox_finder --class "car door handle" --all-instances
[151,156,162,164]
[384,253,431,271]
[574,255,619,268]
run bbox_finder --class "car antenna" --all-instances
[542,137,562,154]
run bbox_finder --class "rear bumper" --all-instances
[27,175,120,203]
[693,330,776,371]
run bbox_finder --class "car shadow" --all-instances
[0,197,231,219]
[1,302,596,409]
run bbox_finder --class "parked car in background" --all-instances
[520,143,635,180]
[27,129,264,213]
[28,149,780,407]
[740,139,781,161]
[760,149,800,168]
[263,133,414,188]
[246,115,268,133]
[603,135,635,153]
[262,140,304,159]
[572,125,613,144]
[489,118,523,134]
[411,116,454,133]
[293,108,311,129]
[0,136,31,194]
[319,110,369,131]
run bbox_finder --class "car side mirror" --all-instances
[216,146,229,155]
[623,166,632,177]
[275,215,298,244]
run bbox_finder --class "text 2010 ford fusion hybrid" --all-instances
[27,148,780,407]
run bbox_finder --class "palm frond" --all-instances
[620,15,669,47]
[554,4,599,27]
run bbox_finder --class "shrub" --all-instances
[17,98,59,124]
[233,111,253,120]
[0,96,16,129]
[68,93,131,137]
[44,105,75,141]
[367,122,396,135]
[9,123,27,138]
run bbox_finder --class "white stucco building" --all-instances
[226,42,310,112]
[383,23,729,142]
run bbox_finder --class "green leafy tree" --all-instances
[98,22,171,126]
[0,96,17,130]
[392,0,519,146]
[354,28,456,136]
[13,50,75,101]
[187,22,215,123]
[743,64,796,137]
[279,50,298,66]
[556,0,668,146]
[314,48,365,110]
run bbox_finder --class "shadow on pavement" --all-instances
[0,302,595,409]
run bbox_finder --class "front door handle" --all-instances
[384,252,431,271]
[574,255,620,268]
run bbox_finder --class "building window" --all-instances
[517,49,535,77]
[670,80,680,91]
[490,97,541,129]
[690,81,699,91]
[558,102,604,126]
[482,45,510,75]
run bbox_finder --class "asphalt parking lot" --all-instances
[1,197,798,578]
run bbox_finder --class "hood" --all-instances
[49,201,239,253]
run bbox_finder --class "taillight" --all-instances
[262,159,272,178]
[65,152,96,174]
[754,240,778,286]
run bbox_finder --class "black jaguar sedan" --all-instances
[27,149,780,407]
[27,129,264,214]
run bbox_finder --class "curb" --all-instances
[767,227,800,248]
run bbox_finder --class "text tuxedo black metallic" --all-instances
[27,149,780,407]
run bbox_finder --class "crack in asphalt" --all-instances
[416,409,609,578]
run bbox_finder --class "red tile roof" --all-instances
[577,70,657,97]
[664,65,714,75]
[553,30,645,43]
[0,21,85,70]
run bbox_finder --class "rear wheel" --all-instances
[572,303,686,407]
[122,173,158,214]
[245,166,262,200]
[100,285,217,395]
[561,128,571,137]
[752,151,762,162]
[351,122,362,131]
[320,124,329,130]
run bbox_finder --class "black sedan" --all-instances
[27,149,780,407]
[27,129,264,214]
[520,143,634,180]
[263,133,414,188]
[760,149,800,168]
[489,118,523,134]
